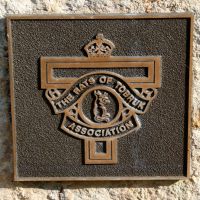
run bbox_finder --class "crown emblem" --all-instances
[84,33,115,57]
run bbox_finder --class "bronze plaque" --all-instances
[7,13,193,181]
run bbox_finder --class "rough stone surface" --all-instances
[0,0,199,199]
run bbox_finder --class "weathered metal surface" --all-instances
[7,13,193,181]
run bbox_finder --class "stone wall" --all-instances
[0,0,199,199]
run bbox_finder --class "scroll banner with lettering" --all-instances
[45,71,157,139]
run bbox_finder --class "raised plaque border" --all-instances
[7,13,194,181]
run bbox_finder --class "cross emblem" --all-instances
[41,34,161,164]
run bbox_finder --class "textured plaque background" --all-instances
[8,15,192,180]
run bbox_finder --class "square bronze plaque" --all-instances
[7,13,193,181]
